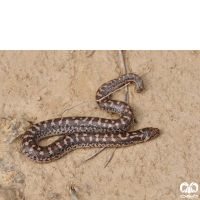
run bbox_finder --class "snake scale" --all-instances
[21,73,160,163]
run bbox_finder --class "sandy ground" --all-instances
[0,50,199,200]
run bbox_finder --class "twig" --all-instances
[82,182,89,193]
[103,148,117,168]
[139,66,153,77]
[117,50,126,74]
[69,187,78,200]
[87,50,95,58]
[77,147,105,166]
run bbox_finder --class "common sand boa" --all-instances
[21,73,160,163]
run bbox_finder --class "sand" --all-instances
[0,50,199,200]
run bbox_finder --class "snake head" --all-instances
[141,127,160,141]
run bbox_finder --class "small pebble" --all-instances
[37,96,41,101]
[69,173,74,178]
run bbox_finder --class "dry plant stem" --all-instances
[77,147,106,166]
[82,183,89,193]
[87,50,95,58]
[69,187,78,200]
[139,66,153,77]
[117,50,128,104]
[103,147,117,168]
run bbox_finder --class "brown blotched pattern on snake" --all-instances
[21,73,160,163]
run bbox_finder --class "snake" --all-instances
[21,73,160,163]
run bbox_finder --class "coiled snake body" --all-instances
[21,73,160,163]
